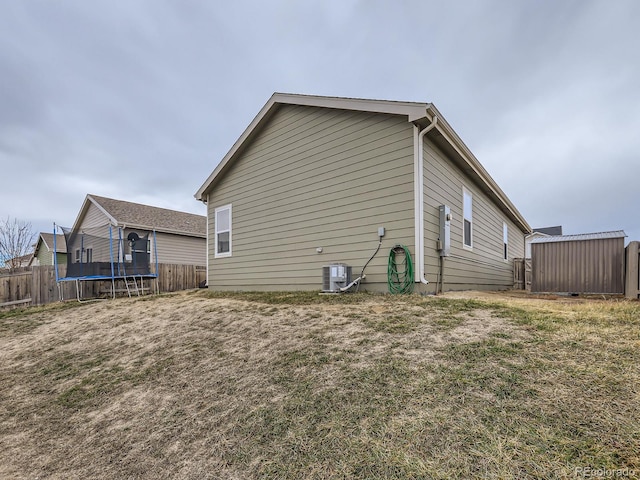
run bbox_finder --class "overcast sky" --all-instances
[1,0,639,244]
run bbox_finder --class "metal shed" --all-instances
[531,231,626,294]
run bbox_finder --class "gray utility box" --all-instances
[322,264,352,293]
[438,204,451,257]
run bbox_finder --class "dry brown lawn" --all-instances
[0,290,638,479]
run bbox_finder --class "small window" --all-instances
[75,249,80,262]
[503,223,508,260]
[215,204,232,258]
[86,248,93,263]
[463,188,473,248]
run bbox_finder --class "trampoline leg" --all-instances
[76,279,81,303]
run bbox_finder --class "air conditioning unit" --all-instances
[322,264,352,293]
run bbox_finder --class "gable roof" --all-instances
[34,233,67,255]
[530,230,626,244]
[195,92,530,233]
[73,194,206,238]
[533,226,563,236]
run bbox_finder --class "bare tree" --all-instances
[0,216,36,271]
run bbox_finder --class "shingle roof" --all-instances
[530,230,626,244]
[88,195,206,237]
[39,233,67,254]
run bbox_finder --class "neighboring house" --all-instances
[3,253,33,269]
[195,93,531,293]
[533,226,562,236]
[64,194,206,268]
[30,233,67,266]
[525,226,563,258]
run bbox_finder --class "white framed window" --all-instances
[214,204,232,258]
[503,223,508,261]
[463,187,473,249]
[86,247,93,263]
[75,248,81,262]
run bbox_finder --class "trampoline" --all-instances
[53,223,159,302]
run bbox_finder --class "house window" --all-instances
[463,187,473,248]
[86,248,93,263]
[215,204,232,257]
[503,223,508,260]
[75,249,80,262]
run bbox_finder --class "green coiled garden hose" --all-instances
[387,245,414,294]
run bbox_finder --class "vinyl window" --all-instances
[503,223,508,260]
[463,187,473,249]
[215,204,232,258]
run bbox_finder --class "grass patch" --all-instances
[199,289,377,305]
[1,291,638,478]
[0,300,87,334]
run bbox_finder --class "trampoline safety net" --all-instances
[58,224,155,279]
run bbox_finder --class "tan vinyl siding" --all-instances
[207,105,415,291]
[423,138,525,292]
[154,232,206,266]
[83,203,110,228]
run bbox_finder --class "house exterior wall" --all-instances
[422,138,526,292]
[72,206,205,267]
[69,206,112,265]
[83,202,110,228]
[35,247,67,266]
[206,104,416,291]
[531,238,625,294]
[153,232,206,266]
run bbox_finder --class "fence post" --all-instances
[625,241,639,299]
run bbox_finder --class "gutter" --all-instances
[413,116,438,285]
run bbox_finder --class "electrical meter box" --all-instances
[438,205,451,257]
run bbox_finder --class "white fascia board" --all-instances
[87,195,119,227]
[70,194,118,233]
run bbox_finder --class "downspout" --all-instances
[204,194,209,287]
[413,116,438,285]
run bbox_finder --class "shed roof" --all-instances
[530,230,626,244]
[74,195,206,238]
[195,92,531,234]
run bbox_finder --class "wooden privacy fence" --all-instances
[156,264,206,293]
[0,268,32,307]
[625,241,639,299]
[0,264,206,308]
[512,258,531,290]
